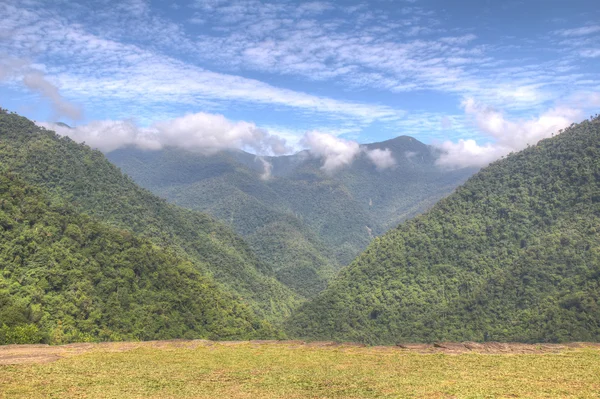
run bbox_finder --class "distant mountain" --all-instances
[286,115,600,344]
[108,136,475,298]
[0,109,300,338]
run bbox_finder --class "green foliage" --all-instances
[107,137,473,298]
[0,109,300,325]
[0,173,282,344]
[287,116,600,344]
[0,324,45,345]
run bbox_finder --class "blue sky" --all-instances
[1,0,599,167]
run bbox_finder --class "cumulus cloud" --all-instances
[0,56,82,120]
[40,112,291,155]
[302,131,398,172]
[153,113,289,155]
[436,98,582,168]
[302,131,361,173]
[435,139,505,169]
[39,120,160,153]
[365,148,396,170]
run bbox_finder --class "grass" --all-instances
[1,342,599,398]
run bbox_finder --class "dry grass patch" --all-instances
[1,341,599,398]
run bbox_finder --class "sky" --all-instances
[1,0,600,168]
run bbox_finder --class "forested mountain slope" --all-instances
[108,137,474,297]
[109,148,342,298]
[0,109,300,323]
[287,115,600,344]
[0,173,280,344]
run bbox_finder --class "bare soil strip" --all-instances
[1,340,598,365]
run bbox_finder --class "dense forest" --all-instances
[0,173,280,344]
[4,108,599,346]
[0,109,304,343]
[108,137,474,298]
[287,115,600,344]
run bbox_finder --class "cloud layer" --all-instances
[2,0,599,154]
[436,99,582,168]
[43,118,398,174]
[41,112,290,155]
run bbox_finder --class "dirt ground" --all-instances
[1,340,599,365]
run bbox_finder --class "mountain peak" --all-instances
[363,135,429,154]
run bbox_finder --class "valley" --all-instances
[2,0,600,396]
[2,110,600,348]
[107,136,475,298]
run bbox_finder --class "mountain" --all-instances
[0,109,300,330]
[286,115,600,344]
[108,137,475,297]
[0,173,279,344]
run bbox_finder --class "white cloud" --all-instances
[0,1,405,126]
[435,139,507,169]
[3,0,599,145]
[365,148,396,170]
[436,98,583,168]
[154,112,290,155]
[39,120,160,153]
[40,112,291,155]
[302,130,361,173]
[302,131,399,172]
[556,25,600,37]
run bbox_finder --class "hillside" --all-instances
[0,173,279,344]
[0,109,300,324]
[108,137,474,297]
[286,116,600,344]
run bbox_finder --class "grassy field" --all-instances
[1,341,600,398]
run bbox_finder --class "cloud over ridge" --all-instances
[302,131,397,173]
[41,112,290,155]
[436,98,582,168]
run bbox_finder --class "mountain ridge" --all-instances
[108,135,476,298]
[286,115,600,344]
[0,109,299,334]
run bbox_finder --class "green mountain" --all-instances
[286,115,600,344]
[0,109,300,332]
[108,137,474,297]
[0,173,279,344]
